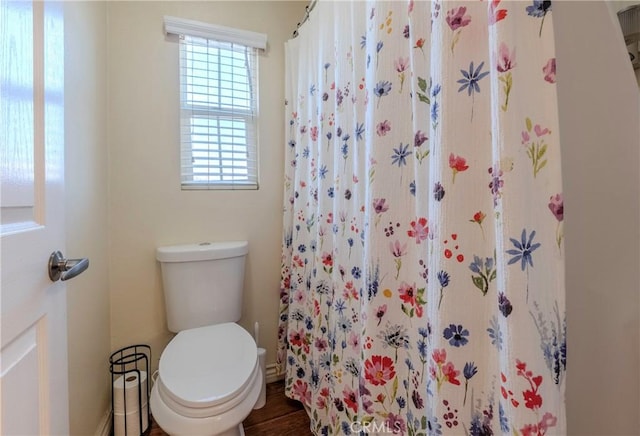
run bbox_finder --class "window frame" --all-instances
[164,16,267,190]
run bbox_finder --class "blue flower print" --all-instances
[463,362,478,380]
[526,1,552,37]
[355,122,365,141]
[506,228,541,271]
[391,143,411,167]
[458,61,489,96]
[443,323,469,347]
[374,80,392,107]
[526,0,551,17]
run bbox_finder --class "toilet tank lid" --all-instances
[156,241,248,263]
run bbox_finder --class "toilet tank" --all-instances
[156,241,248,333]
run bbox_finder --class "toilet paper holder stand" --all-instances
[109,344,151,436]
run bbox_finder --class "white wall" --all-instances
[64,2,110,435]
[107,1,305,373]
[554,2,640,434]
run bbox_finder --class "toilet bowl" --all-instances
[150,323,263,436]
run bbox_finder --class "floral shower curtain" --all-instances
[277,1,566,434]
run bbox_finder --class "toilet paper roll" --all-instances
[113,371,148,414]
[114,403,149,436]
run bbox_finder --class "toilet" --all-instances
[150,241,262,436]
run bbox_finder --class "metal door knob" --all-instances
[48,251,89,282]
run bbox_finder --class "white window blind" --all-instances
[165,17,266,190]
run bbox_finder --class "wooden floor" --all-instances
[148,381,312,436]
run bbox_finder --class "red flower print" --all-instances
[343,386,358,413]
[449,153,469,183]
[442,362,461,386]
[321,251,333,273]
[432,348,447,365]
[516,359,544,411]
[408,217,429,243]
[398,281,416,305]
[364,355,396,386]
[471,211,486,225]
[293,254,304,268]
[489,0,507,25]
[289,328,305,348]
[523,389,543,410]
[321,252,333,267]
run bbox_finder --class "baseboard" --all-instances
[95,408,112,436]
[265,363,284,384]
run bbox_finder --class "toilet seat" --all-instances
[151,323,262,434]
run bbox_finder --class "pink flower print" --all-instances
[375,304,387,326]
[310,126,318,141]
[534,124,550,137]
[549,193,564,249]
[489,0,507,25]
[314,337,328,351]
[447,7,471,52]
[347,331,360,351]
[373,197,389,214]
[496,42,516,111]
[449,153,469,184]
[394,56,409,73]
[446,6,471,30]
[543,58,556,83]
[390,239,407,278]
[293,290,305,304]
[390,239,407,257]
[385,413,407,436]
[376,120,391,136]
[496,42,516,72]
[315,394,327,410]
[522,117,550,177]
[292,379,311,405]
[520,412,558,436]
[408,217,429,244]
[548,193,563,222]
[395,56,409,93]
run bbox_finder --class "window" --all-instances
[164,16,267,190]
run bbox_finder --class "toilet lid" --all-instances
[159,323,257,409]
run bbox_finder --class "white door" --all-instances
[1,1,78,434]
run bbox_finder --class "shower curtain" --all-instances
[278,1,565,434]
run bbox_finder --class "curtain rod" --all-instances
[292,0,318,38]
